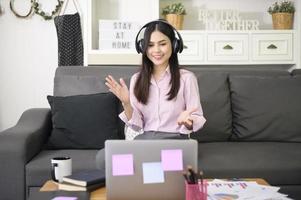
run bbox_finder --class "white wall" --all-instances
[0,0,300,131]
[0,0,86,131]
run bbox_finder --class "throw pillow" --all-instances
[229,75,301,142]
[54,75,108,97]
[47,92,121,149]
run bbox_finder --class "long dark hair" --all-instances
[134,21,180,104]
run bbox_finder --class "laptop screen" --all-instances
[105,139,198,200]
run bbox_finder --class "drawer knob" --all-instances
[183,45,188,49]
[267,44,277,49]
[223,45,233,50]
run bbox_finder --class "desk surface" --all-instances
[40,178,269,200]
[40,181,106,200]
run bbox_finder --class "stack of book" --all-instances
[58,169,105,192]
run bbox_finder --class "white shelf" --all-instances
[85,0,299,66]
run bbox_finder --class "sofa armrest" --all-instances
[0,108,52,200]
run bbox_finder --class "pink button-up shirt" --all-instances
[119,67,206,134]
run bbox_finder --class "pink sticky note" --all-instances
[161,149,183,171]
[52,197,77,200]
[112,154,134,176]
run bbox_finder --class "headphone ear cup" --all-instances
[177,38,184,53]
[173,39,179,54]
[138,39,145,54]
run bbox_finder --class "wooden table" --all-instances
[40,178,269,200]
[40,181,106,200]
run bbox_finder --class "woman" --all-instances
[96,20,206,168]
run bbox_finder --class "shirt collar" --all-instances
[165,65,171,75]
[151,65,171,85]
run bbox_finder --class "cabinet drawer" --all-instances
[207,34,248,61]
[178,31,204,64]
[251,33,293,61]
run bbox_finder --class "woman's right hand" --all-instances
[105,75,130,105]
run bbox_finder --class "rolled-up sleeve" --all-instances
[119,74,143,132]
[180,73,206,134]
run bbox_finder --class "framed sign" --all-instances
[99,20,142,53]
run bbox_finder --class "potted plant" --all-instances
[268,0,295,29]
[162,2,186,30]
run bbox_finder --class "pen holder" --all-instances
[185,180,207,200]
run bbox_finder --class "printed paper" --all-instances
[207,179,291,200]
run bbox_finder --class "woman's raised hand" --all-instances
[105,75,130,105]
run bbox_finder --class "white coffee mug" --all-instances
[51,157,72,182]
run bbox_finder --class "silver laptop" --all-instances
[105,139,198,200]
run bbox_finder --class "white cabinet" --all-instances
[207,33,249,62]
[178,31,205,64]
[251,31,293,63]
[85,0,297,65]
[176,30,295,65]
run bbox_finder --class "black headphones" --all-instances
[135,20,184,54]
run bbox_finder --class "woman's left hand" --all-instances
[177,108,198,130]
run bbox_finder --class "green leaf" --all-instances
[268,0,295,14]
[162,2,186,15]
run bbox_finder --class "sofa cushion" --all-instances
[54,76,108,97]
[198,142,301,186]
[191,72,232,142]
[47,93,121,149]
[229,76,301,142]
[54,66,138,96]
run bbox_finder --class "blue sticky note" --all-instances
[142,162,164,184]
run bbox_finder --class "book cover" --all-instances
[62,169,105,187]
[58,181,104,192]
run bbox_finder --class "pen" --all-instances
[182,171,190,184]
[187,165,196,184]
[199,170,204,186]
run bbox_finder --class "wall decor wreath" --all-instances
[10,0,34,18]
[10,0,64,20]
[32,0,64,20]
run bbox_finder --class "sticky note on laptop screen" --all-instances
[112,154,134,176]
[142,162,165,184]
[52,197,78,200]
[161,149,183,171]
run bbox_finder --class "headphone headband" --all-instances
[135,20,184,54]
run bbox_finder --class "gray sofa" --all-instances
[1,66,301,200]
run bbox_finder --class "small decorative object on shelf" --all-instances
[198,9,259,31]
[268,0,295,29]
[162,2,186,30]
[32,0,64,20]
